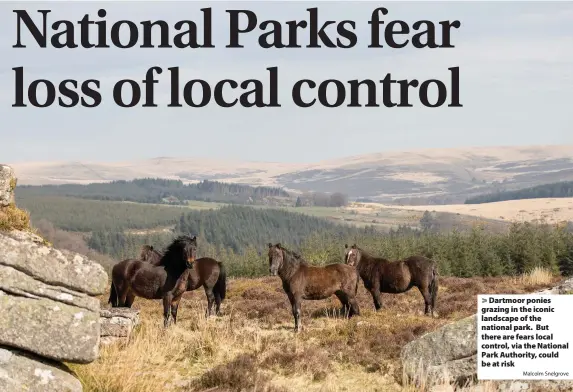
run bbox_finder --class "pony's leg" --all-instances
[117,283,129,307]
[292,295,302,333]
[286,292,299,332]
[124,292,136,308]
[203,285,215,318]
[348,297,361,317]
[163,293,173,328]
[370,289,382,311]
[171,295,183,324]
[334,291,351,318]
[214,292,222,316]
[369,281,382,311]
[417,285,432,315]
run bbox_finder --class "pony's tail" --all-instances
[429,264,439,311]
[214,262,227,301]
[108,281,118,307]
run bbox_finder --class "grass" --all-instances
[514,266,554,286]
[0,203,31,231]
[70,270,560,392]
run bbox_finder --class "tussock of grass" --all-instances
[260,343,332,380]
[0,204,31,231]
[196,353,288,392]
[516,267,554,286]
[73,274,559,392]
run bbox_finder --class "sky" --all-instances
[0,1,572,164]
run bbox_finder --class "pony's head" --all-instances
[183,236,198,268]
[344,243,361,267]
[164,235,197,269]
[140,244,155,261]
[267,243,284,276]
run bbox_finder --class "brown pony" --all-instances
[141,245,227,318]
[268,243,360,332]
[108,235,197,327]
[140,245,163,266]
[344,244,438,316]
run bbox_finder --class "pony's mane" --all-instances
[281,246,309,265]
[354,245,389,263]
[159,235,196,270]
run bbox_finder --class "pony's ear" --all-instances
[352,243,357,248]
[344,244,348,249]
[191,235,197,241]
[276,243,282,249]
[150,245,153,251]
[268,243,272,248]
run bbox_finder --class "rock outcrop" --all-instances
[0,165,108,391]
[401,314,477,387]
[401,278,573,391]
[0,347,82,392]
[0,164,15,207]
[100,308,140,346]
[535,278,573,295]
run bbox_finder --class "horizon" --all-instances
[6,142,573,166]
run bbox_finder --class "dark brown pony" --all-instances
[108,235,197,327]
[268,243,360,332]
[141,245,227,318]
[344,244,438,316]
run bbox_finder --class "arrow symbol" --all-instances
[482,298,487,303]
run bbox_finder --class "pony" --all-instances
[268,243,360,332]
[141,244,227,318]
[139,244,163,266]
[344,244,438,316]
[108,235,197,327]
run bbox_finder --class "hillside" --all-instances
[17,178,292,206]
[10,145,573,204]
[362,198,573,225]
[465,180,573,204]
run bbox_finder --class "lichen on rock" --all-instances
[0,231,108,296]
[0,165,109,391]
[0,346,82,392]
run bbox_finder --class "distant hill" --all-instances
[17,178,292,206]
[465,181,573,204]
[10,145,573,205]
